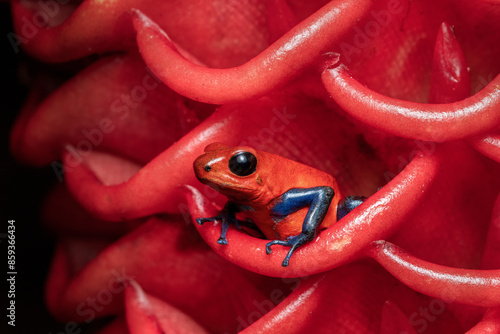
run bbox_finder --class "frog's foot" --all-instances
[265,232,313,267]
[337,196,366,220]
[196,216,228,244]
[196,214,253,245]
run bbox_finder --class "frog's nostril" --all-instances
[204,165,211,172]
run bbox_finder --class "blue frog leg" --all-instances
[196,202,254,245]
[266,186,334,267]
[336,196,366,220]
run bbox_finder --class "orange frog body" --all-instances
[193,143,365,267]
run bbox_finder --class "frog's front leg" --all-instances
[266,186,334,267]
[196,202,251,245]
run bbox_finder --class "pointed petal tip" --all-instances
[439,21,455,38]
[130,8,150,25]
[131,8,172,42]
[322,52,341,71]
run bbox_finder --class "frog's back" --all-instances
[248,151,341,240]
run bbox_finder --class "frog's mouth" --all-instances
[199,177,252,193]
[196,175,263,203]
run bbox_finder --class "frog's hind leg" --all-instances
[266,186,335,267]
[336,196,366,220]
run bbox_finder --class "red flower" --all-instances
[8,0,500,332]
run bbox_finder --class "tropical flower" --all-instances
[8,0,500,332]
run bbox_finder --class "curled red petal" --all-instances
[321,63,500,141]
[239,263,390,333]
[240,261,462,333]
[61,103,276,220]
[10,54,210,166]
[367,240,500,307]
[482,194,500,269]
[10,0,135,62]
[471,131,500,164]
[185,150,440,278]
[63,95,386,220]
[125,282,163,334]
[429,22,471,103]
[10,0,270,65]
[45,217,270,332]
[466,307,500,334]
[125,281,208,334]
[132,0,372,104]
[387,142,500,269]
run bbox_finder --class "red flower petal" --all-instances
[322,62,500,141]
[7,0,500,332]
[239,262,463,333]
[367,240,500,307]
[132,0,372,104]
[10,0,271,66]
[45,216,283,333]
[482,194,500,270]
[466,307,500,333]
[472,131,500,164]
[429,22,470,103]
[124,280,208,334]
[10,54,212,166]
[62,95,387,220]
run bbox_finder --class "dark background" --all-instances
[1,3,63,333]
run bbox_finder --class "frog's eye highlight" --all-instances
[228,152,257,176]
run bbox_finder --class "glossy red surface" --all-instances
[7,0,500,332]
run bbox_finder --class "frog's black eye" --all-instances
[228,152,257,176]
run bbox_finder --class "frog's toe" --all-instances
[265,234,311,267]
[265,240,289,254]
[217,237,228,245]
[196,216,219,225]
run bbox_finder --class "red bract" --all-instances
[321,62,500,141]
[132,0,371,104]
[7,0,500,333]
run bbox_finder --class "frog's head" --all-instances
[194,143,265,202]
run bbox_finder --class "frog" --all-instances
[193,143,365,267]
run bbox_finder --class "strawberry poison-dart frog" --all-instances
[193,143,365,267]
